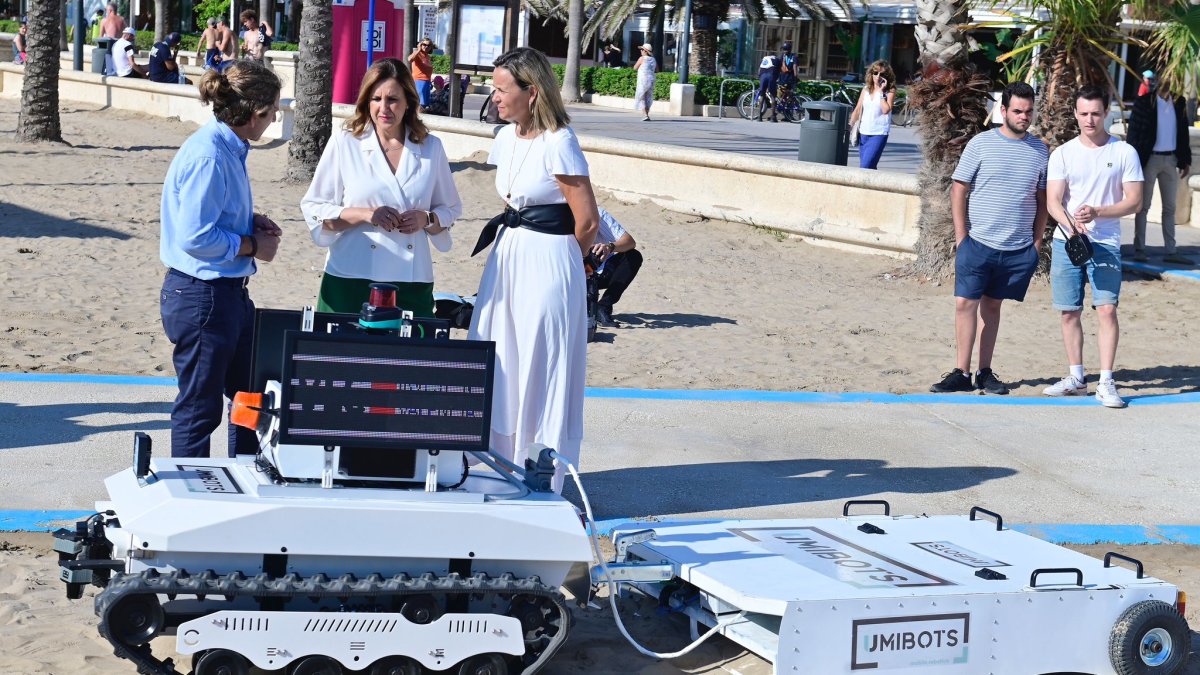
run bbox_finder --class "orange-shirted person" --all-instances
[407,37,435,110]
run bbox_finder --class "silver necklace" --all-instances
[505,133,539,201]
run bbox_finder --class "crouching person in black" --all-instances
[589,207,643,328]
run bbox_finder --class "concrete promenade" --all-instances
[2,375,1198,542]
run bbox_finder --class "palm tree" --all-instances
[1145,0,1200,98]
[562,0,584,101]
[284,0,333,183]
[908,0,989,278]
[17,0,64,143]
[992,0,1150,151]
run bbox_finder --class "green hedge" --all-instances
[0,19,19,33]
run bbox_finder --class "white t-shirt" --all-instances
[488,125,588,208]
[111,37,135,76]
[1153,96,1177,152]
[1047,135,1143,248]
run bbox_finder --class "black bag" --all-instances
[1057,219,1093,266]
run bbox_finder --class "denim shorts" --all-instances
[954,236,1039,301]
[1050,237,1121,311]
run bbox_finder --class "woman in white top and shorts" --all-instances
[850,60,896,170]
[301,58,463,316]
[469,47,601,493]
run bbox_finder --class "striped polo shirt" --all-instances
[952,128,1049,251]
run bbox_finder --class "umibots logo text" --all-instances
[851,613,970,670]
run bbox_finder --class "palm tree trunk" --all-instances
[689,20,718,76]
[18,0,64,143]
[287,0,302,42]
[284,0,332,183]
[260,0,273,34]
[400,0,412,54]
[909,0,988,279]
[154,0,166,41]
[562,0,583,102]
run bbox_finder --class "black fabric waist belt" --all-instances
[472,204,575,257]
[168,267,250,288]
[1151,150,1176,156]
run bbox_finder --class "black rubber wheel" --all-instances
[193,649,252,675]
[400,594,440,625]
[457,654,507,675]
[108,594,165,645]
[736,90,755,120]
[1109,600,1190,675]
[369,656,422,675]
[290,655,342,675]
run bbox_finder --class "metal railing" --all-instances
[717,78,756,119]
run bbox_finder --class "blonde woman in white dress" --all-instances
[632,43,657,121]
[468,47,600,493]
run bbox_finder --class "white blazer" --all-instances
[301,126,463,283]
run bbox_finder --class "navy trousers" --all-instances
[160,269,257,458]
[595,249,644,309]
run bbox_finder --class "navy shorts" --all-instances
[954,237,1039,301]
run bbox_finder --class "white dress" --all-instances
[633,56,656,111]
[468,124,589,492]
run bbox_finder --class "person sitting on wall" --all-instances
[149,32,189,84]
[112,27,148,78]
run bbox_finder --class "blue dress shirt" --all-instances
[160,118,255,280]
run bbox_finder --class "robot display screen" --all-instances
[279,331,495,452]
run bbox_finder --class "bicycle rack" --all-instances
[717,78,756,119]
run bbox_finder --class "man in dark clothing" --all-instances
[756,50,781,122]
[1125,81,1193,264]
[148,32,187,84]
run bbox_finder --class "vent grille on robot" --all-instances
[223,617,269,631]
[447,619,488,634]
[303,618,400,633]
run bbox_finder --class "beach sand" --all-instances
[2,98,1198,395]
[2,100,1200,674]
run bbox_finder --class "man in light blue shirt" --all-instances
[159,60,282,457]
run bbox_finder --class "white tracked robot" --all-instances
[52,288,1192,675]
[53,289,598,675]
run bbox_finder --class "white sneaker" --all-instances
[1043,376,1087,397]
[1095,380,1127,408]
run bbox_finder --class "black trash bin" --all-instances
[92,37,115,75]
[798,100,851,166]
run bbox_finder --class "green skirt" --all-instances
[317,273,435,318]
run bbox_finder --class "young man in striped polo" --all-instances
[931,82,1048,395]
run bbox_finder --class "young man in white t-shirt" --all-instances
[1044,86,1143,408]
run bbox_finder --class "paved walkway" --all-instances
[2,376,1197,542]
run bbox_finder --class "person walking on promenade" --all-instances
[468,47,600,493]
[632,43,656,122]
[197,18,221,69]
[1043,86,1143,408]
[1126,76,1193,264]
[849,60,896,169]
[931,82,1047,395]
[159,61,283,457]
[301,58,463,316]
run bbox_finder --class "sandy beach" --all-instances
[1,98,1198,396]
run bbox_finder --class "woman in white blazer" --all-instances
[301,58,463,316]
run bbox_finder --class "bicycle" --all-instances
[890,93,918,127]
[819,77,863,107]
[737,83,811,123]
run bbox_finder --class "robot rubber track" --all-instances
[93,568,572,675]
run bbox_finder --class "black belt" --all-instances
[472,204,575,256]
[167,267,250,288]
[1152,150,1176,155]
